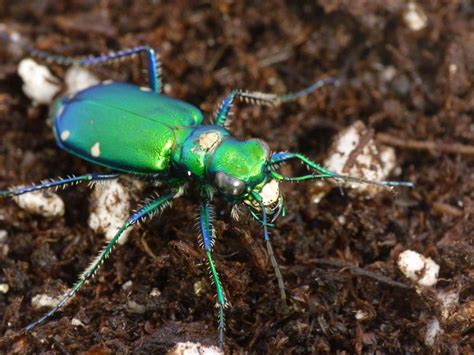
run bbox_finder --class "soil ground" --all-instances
[0,1,472,353]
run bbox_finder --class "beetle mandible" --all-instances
[0,31,413,347]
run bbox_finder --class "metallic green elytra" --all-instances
[54,82,204,174]
[0,32,414,349]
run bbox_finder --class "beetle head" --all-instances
[208,137,282,216]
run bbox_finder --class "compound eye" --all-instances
[215,171,246,196]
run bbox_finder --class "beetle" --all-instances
[0,32,413,347]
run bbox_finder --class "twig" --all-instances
[432,202,464,217]
[376,133,474,156]
[310,258,412,290]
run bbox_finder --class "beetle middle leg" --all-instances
[24,189,180,332]
[213,77,337,127]
[76,46,162,93]
[199,202,227,348]
[0,173,120,197]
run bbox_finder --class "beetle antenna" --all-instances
[270,152,414,189]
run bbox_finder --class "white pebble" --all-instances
[0,230,7,243]
[312,121,397,203]
[150,288,161,298]
[64,66,100,94]
[398,250,440,287]
[88,180,133,245]
[71,318,84,327]
[31,294,62,309]
[167,342,223,355]
[18,58,61,104]
[0,283,9,294]
[403,2,428,31]
[122,280,133,291]
[355,309,369,321]
[14,190,65,218]
[437,289,459,320]
[126,300,146,314]
[424,318,441,347]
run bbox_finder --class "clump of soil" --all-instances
[0,1,472,353]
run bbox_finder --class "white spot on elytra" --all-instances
[139,86,152,92]
[91,142,101,157]
[102,79,114,85]
[60,130,70,141]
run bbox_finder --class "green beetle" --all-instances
[0,35,413,347]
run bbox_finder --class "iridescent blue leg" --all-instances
[77,47,162,93]
[214,77,337,126]
[0,30,161,92]
[0,173,120,198]
[24,189,179,332]
[270,152,415,188]
[199,202,227,348]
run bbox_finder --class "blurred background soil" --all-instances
[0,1,472,353]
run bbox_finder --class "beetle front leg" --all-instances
[199,202,227,348]
[24,189,180,332]
[213,77,337,127]
[0,173,120,197]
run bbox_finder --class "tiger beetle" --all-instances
[0,30,413,348]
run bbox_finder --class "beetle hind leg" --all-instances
[24,190,180,332]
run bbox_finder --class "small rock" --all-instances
[89,180,134,245]
[403,2,428,32]
[31,294,62,309]
[398,250,440,287]
[150,288,161,298]
[355,309,369,321]
[122,280,133,291]
[0,283,10,293]
[127,300,146,314]
[424,317,441,347]
[312,121,397,203]
[14,190,65,218]
[167,342,223,355]
[18,58,61,104]
[71,318,84,327]
[64,66,100,94]
[0,230,7,243]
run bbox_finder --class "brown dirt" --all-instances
[0,1,473,353]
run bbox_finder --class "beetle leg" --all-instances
[199,202,227,348]
[76,46,162,93]
[24,189,180,333]
[0,31,162,93]
[0,173,120,198]
[213,77,337,127]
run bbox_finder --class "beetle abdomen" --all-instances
[53,82,203,174]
